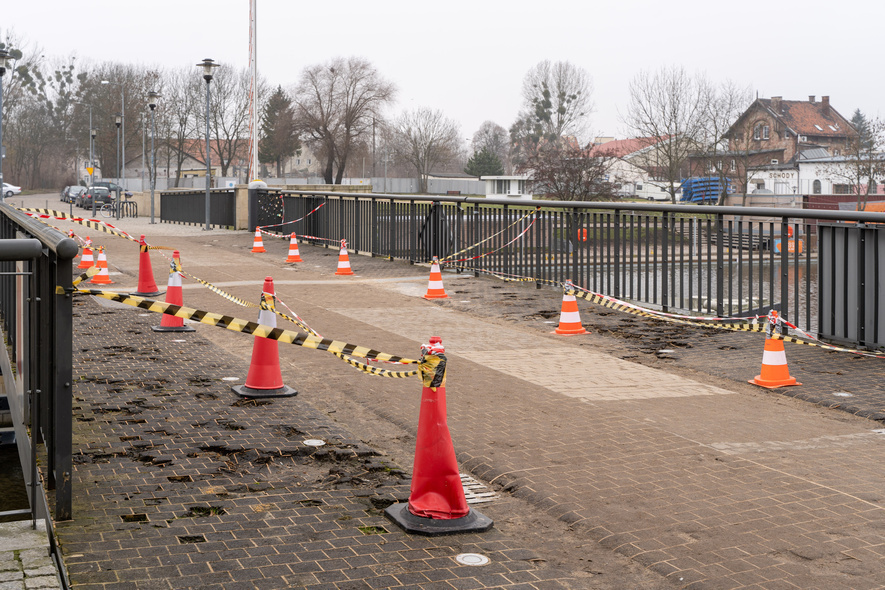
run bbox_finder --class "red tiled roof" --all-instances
[589,137,669,158]
[757,98,853,137]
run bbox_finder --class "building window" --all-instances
[771,159,778,165]
[296,159,301,165]
[730,159,736,170]
[753,124,761,140]
[762,126,770,140]
[834,184,851,194]
[833,149,841,156]
[813,179,821,194]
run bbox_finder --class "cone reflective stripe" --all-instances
[554,282,586,335]
[232,276,296,398]
[77,238,94,269]
[750,337,800,388]
[285,233,303,263]
[335,240,354,275]
[423,257,448,299]
[152,251,195,333]
[89,247,113,284]
[251,229,266,253]
[385,336,492,535]
[132,234,163,297]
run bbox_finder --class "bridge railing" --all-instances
[254,190,885,349]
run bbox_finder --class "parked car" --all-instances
[79,187,112,209]
[91,181,123,198]
[64,186,86,203]
[2,183,21,198]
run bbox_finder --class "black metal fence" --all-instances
[255,190,885,348]
[160,189,237,228]
[0,202,75,586]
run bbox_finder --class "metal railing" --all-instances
[0,202,75,587]
[255,190,885,348]
[160,188,236,228]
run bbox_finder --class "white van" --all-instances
[635,181,678,201]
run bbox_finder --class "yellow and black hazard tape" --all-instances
[20,208,138,242]
[439,209,537,263]
[330,351,421,378]
[770,334,885,358]
[72,266,99,287]
[63,287,421,368]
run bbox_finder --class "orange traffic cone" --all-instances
[285,233,303,263]
[232,276,296,398]
[132,235,164,297]
[89,247,113,285]
[77,236,95,268]
[385,336,492,535]
[554,281,587,335]
[749,311,800,388]
[151,251,195,333]
[77,237,94,269]
[335,240,354,276]
[423,257,448,299]
[251,229,266,253]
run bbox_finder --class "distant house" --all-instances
[481,175,532,200]
[590,136,681,199]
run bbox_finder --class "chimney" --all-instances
[771,96,782,111]
[809,95,816,103]
[821,95,830,115]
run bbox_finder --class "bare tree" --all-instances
[200,66,254,179]
[824,111,885,210]
[390,108,461,193]
[623,66,708,202]
[698,80,753,204]
[525,139,621,201]
[292,57,395,184]
[472,120,510,172]
[160,67,201,187]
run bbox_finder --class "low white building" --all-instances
[747,147,885,195]
[481,175,532,200]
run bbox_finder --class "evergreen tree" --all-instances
[259,86,300,177]
[464,146,504,177]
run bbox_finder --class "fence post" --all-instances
[662,211,669,312]
[613,209,621,299]
[716,213,725,317]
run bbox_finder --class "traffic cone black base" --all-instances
[134,288,165,297]
[231,383,297,398]
[151,324,195,333]
[384,503,493,537]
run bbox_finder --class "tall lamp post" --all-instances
[148,90,160,224]
[0,49,11,202]
[101,80,125,188]
[197,58,219,231]
[90,127,97,216]
[114,114,122,218]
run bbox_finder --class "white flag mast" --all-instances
[248,0,259,181]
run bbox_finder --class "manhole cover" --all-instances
[455,553,489,566]
[303,439,325,447]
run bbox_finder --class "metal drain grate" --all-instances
[460,474,498,504]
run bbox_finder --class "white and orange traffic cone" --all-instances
[251,229,266,253]
[285,233,303,263]
[384,336,492,536]
[423,257,448,299]
[77,237,94,269]
[232,276,296,398]
[132,235,164,297]
[749,311,800,388]
[335,240,354,276]
[89,247,113,285]
[554,281,587,335]
[152,251,195,333]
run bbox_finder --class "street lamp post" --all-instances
[90,127,97,216]
[114,114,122,219]
[148,90,160,224]
[197,58,219,231]
[101,80,125,190]
[0,49,11,202]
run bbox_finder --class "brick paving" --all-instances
[44,212,885,590]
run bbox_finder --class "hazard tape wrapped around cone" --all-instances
[251,229,266,253]
[554,281,587,335]
[749,311,800,388]
[423,257,448,299]
[335,239,354,275]
[385,336,492,536]
[132,234,164,297]
[285,233,303,263]
[152,251,195,333]
[232,276,296,398]
[77,237,94,269]
[89,247,113,285]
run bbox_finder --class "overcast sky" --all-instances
[3,0,882,146]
